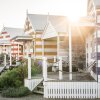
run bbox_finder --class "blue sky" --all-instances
[0,0,87,31]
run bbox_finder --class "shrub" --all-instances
[0,58,42,90]
[31,60,42,76]
[31,65,42,76]
[0,67,26,89]
[12,60,16,64]
[1,86,30,97]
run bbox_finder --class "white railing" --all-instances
[44,82,100,99]
[24,78,43,91]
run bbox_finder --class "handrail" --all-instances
[87,61,96,71]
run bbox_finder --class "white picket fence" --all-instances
[44,82,100,99]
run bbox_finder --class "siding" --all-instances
[0,31,23,59]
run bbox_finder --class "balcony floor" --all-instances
[33,71,95,82]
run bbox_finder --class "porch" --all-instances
[24,71,100,99]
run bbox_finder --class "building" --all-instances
[3,0,100,99]
[14,13,87,69]
[0,27,24,60]
[87,0,100,82]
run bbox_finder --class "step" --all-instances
[33,90,44,95]
[37,86,44,89]
[39,82,43,86]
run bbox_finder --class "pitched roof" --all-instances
[27,14,68,32]
[1,27,24,39]
[49,16,68,32]
[28,14,47,31]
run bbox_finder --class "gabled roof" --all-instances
[49,16,68,33]
[28,14,47,31]
[42,21,58,39]
[1,27,24,39]
[27,14,68,32]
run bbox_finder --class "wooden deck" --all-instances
[34,72,95,82]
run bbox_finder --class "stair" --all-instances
[78,61,96,73]
[33,81,44,95]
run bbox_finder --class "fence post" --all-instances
[98,83,100,98]
[52,56,56,72]
[10,52,12,66]
[54,56,56,62]
[28,54,31,79]
[4,53,6,66]
[43,57,47,81]
[59,57,63,80]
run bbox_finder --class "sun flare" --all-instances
[63,0,86,22]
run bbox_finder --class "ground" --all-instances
[0,94,98,100]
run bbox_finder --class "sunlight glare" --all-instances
[63,0,86,22]
[68,13,80,22]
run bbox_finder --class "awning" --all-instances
[42,16,96,40]
[13,35,33,41]
[0,40,11,45]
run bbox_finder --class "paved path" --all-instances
[0,94,98,100]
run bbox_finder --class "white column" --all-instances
[16,54,18,62]
[57,35,60,57]
[43,57,47,81]
[42,40,44,57]
[86,39,87,68]
[69,23,72,80]
[28,54,31,79]
[10,46,12,66]
[59,57,63,80]
[18,43,19,60]
[10,53,12,66]
[4,54,6,66]
[33,41,36,60]
[23,43,25,57]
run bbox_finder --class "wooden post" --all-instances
[9,46,12,66]
[18,43,19,60]
[59,57,63,80]
[10,52,12,66]
[69,22,72,80]
[4,53,6,66]
[52,56,56,72]
[42,39,44,57]
[57,35,60,57]
[16,54,18,62]
[54,56,56,62]
[43,57,47,81]
[28,54,31,79]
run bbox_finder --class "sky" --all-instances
[0,0,87,31]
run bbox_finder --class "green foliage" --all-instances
[0,66,27,89]
[22,59,42,76]
[0,57,42,92]
[1,86,30,97]
[12,60,16,64]
[31,60,42,76]
[0,59,42,90]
